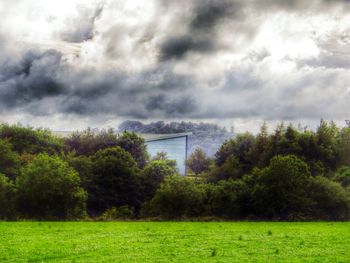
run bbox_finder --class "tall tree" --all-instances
[90,147,143,214]
[16,154,87,219]
[187,148,211,175]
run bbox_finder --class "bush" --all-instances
[0,124,64,155]
[89,147,142,215]
[64,128,119,156]
[208,179,246,218]
[116,132,149,168]
[16,154,87,219]
[333,166,350,188]
[99,206,135,220]
[251,155,313,219]
[187,148,211,175]
[63,153,94,192]
[0,173,16,219]
[208,156,243,182]
[142,160,177,199]
[308,176,350,220]
[149,175,208,218]
[0,139,20,179]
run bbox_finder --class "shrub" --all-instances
[208,179,246,218]
[0,139,20,179]
[251,155,313,219]
[0,173,16,219]
[16,154,87,219]
[187,148,211,175]
[90,147,142,215]
[333,166,350,188]
[0,124,64,155]
[99,206,135,220]
[308,176,350,220]
[150,175,208,218]
[116,132,149,168]
[142,160,177,199]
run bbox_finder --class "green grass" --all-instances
[0,222,349,262]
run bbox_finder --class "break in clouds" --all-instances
[1,0,350,131]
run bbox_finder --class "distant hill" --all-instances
[118,121,235,157]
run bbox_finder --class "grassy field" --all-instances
[0,222,349,262]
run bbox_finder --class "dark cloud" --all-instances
[160,35,214,60]
[190,0,239,31]
[159,0,241,60]
[60,3,104,43]
[0,49,66,108]
[0,46,198,119]
[253,0,350,11]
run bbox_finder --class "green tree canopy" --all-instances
[150,175,208,218]
[251,155,313,219]
[116,132,149,168]
[143,160,177,199]
[187,148,211,175]
[0,124,64,155]
[16,154,87,219]
[90,147,142,214]
[0,139,20,179]
[0,173,16,219]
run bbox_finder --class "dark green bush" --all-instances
[250,155,313,219]
[308,176,350,220]
[0,124,64,155]
[0,173,16,219]
[16,154,87,219]
[0,139,20,179]
[89,147,143,215]
[143,160,177,199]
[149,175,208,218]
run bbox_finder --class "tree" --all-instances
[308,176,350,220]
[333,166,350,188]
[64,128,119,156]
[208,156,243,182]
[315,120,339,172]
[251,155,313,219]
[116,132,149,168]
[150,175,208,217]
[142,160,177,199]
[152,151,177,169]
[0,173,16,219]
[215,132,255,173]
[249,122,271,168]
[187,148,211,175]
[63,153,94,192]
[0,139,20,179]
[16,154,87,219]
[90,147,143,214]
[0,124,64,155]
[208,179,246,218]
[336,127,350,167]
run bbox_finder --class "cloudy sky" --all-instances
[1,0,350,132]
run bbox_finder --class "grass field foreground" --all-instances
[0,222,349,262]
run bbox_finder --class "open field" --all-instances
[0,222,349,262]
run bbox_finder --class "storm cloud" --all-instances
[1,0,350,131]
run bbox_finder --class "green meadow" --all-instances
[0,222,349,262]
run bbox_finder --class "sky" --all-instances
[1,0,350,133]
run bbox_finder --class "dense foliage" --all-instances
[16,154,87,219]
[0,121,349,220]
[186,148,211,175]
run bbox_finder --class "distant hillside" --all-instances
[118,121,235,157]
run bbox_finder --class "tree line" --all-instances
[0,121,349,220]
